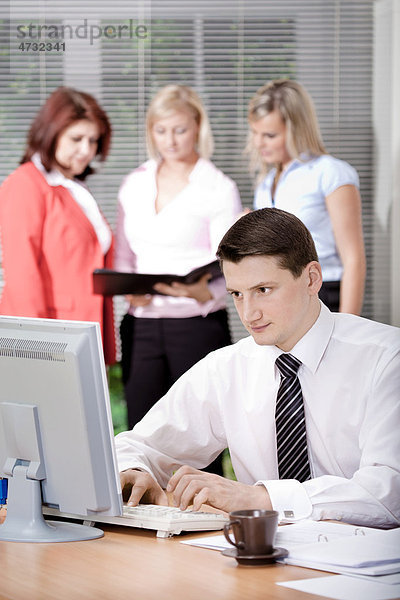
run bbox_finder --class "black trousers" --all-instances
[319,281,341,312]
[120,309,232,475]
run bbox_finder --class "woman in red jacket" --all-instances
[0,87,115,363]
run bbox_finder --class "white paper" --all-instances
[180,520,385,553]
[180,533,229,550]
[181,521,400,577]
[288,530,400,568]
[277,575,400,600]
[283,556,400,577]
[275,520,384,546]
[350,573,400,585]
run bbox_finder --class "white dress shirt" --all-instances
[115,303,400,528]
[115,158,242,318]
[254,155,359,282]
[31,154,112,254]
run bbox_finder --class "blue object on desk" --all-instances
[0,478,7,505]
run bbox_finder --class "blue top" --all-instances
[254,154,359,282]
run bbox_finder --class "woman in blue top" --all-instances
[248,79,366,314]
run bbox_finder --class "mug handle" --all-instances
[223,520,245,550]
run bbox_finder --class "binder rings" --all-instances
[93,260,223,296]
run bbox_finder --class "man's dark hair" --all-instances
[216,208,318,278]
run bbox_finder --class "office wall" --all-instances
[373,0,400,327]
[0,0,389,341]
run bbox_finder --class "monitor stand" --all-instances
[0,465,103,542]
[0,403,103,543]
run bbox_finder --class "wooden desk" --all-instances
[0,508,330,600]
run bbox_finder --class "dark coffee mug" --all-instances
[223,509,279,556]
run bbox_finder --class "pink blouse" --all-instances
[115,158,242,318]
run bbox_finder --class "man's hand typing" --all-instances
[166,465,273,512]
[120,469,168,507]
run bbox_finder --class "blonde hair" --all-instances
[247,79,326,177]
[146,84,214,160]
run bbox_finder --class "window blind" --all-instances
[0,0,375,342]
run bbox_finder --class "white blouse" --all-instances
[254,154,359,282]
[115,158,242,318]
[32,154,112,254]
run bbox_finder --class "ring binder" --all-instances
[92,260,223,296]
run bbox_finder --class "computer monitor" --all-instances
[0,315,123,542]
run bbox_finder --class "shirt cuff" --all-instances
[256,479,313,522]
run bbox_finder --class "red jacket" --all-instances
[0,161,115,364]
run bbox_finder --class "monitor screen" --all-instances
[0,315,122,542]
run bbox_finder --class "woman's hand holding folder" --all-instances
[153,273,213,303]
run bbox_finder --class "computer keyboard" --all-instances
[44,503,228,538]
[119,504,228,537]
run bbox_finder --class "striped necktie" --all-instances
[275,353,311,482]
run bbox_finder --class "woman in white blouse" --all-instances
[116,85,242,473]
[248,79,366,314]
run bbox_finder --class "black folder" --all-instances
[93,260,223,296]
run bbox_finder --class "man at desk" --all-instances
[115,208,400,529]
